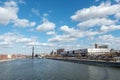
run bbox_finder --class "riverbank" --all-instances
[48,57,120,68]
[0,59,15,63]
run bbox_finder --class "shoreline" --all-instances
[0,59,15,63]
[48,57,120,68]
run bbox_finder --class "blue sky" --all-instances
[0,0,120,54]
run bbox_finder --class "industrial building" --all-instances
[60,44,110,57]
[57,48,65,54]
[87,48,110,55]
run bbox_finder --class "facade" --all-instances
[61,48,110,57]
[87,48,110,55]
[61,49,87,57]
[57,48,64,54]
[0,55,8,60]
[98,45,108,48]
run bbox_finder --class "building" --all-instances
[98,45,108,48]
[0,54,8,60]
[57,48,64,54]
[61,48,110,57]
[94,43,108,48]
[87,48,110,55]
[61,49,87,57]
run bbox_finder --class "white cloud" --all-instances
[43,13,49,17]
[40,43,54,47]
[77,18,115,28]
[48,25,103,42]
[46,31,56,35]
[100,25,120,32]
[115,12,120,18]
[48,34,77,42]
[115,0,120,3]
[98,34,120,48]
[27,41,54,47]
[60,25,76,33]
[71,2,120,21]
[0,1,18,24]
[32,8,40,16]
[0,1,36,28]
[0,41,13,45]
[98,34,115,42]
[18,0,25,4]
[16,38,34,43]
[13,19,36,27]
[27,41,40,46]
[36,19,55,31]
[0,32,37,48]
[61,25,101,38]
[95,0,99,2]
[0,32,18,42]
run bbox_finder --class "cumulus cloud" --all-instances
[32,8,40,16]
[0,41,13,46]
[26,41,40,46]
[100,25,120,32]
[0,1,36,27]
[36,19,55,31]
[16,38,34,43]
[77,18,115,28]
[61,25,102,37]
[48,25,103,42]
[71,2,120,21]
[27,41,54,47]
[115,12,120,18]
[60,25,76,33]
[43,13,49,17]
[13,19,36,27]
[0,1,18,25]
[0,32,37,48]
[48,34,77,42]
[70,1,120,41]
[46,31,56,35]
[98,34,120,48]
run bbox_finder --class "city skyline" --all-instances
[0,0,120,54]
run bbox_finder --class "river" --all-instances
[0,58,120,80]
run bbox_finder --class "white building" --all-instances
[61,48,110,57]
[87,48,110,55]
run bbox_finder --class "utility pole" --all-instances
[32,46,34,59]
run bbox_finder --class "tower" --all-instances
[32,46,34,59]
[95,43,98,48]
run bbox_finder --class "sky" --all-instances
[0,0,120,55]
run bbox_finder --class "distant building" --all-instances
[61,49,87,57]
[95,43,98,48]
[57,48,64,54]
[98,45,108,48]
[94,43,108,48]
[0,54,8,60]
[61,48,110,57]
[87,48,110,55]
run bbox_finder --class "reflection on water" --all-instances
[0,59,120,80]
[88,64,120,80]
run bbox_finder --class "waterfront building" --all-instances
[0,54,8,60]
[61,49,87,57]
[61,48,110,57]
[87,48,110,55]
[57,48,64,54]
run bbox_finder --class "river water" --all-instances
[0,58,120,80]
